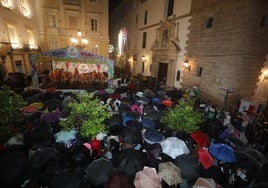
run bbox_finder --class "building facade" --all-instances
[110,0,268,108]
[0,0,109,77]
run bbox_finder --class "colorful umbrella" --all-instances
[190,131,210,147]
[197,148,214,170]
[160,137,190,159]
[208,143,237,163]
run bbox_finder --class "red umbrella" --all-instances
[190,131,210,147]
[197,148,214,169]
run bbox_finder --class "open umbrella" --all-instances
[225,134,247,149]
[244,147,266,165]
[85,158,115,185]
[208,143,237,163]
[197,148,214,170]
[158,161,182,186]
[134,166,161,188]
[51,169,83,188]
[174,154,200,181]
[104,172,133,188]
[54,130,77,144]
[193,177,220,188]
[160,137,190,159]
[143,128,165,145]
[234,149,263,178]
[190,131,210,147]
[112,148,146,177]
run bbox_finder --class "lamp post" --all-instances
[70,30,88,49]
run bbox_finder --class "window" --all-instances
[26,29,35,49]
[15,61,23,73]
[69,16,78,29]
[89,0,97,2]
[206,17,213,28]
[89,44,98,54]
[7,24,19,48]
[90,18,98,31]
[48,14,57,28]
[144,11,147,25]
[260,16,268,27]
[136,14,138,27]
[141,61,144,73]
[142,32,147,48]
[167,0,174,18]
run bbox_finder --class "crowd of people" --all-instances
[0,76,267,188]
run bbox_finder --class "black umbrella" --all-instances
[122,127,142,146]
[51,169,83,188]
[225,135,247,149]
[244,147,266,165]
[112,148,146,177]
[0,151,30,186]
[234,149,263,178]
[143,109,163,121]
[85,158,115,185]
[174,154,201,181]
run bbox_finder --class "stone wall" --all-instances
[182,0,268,110]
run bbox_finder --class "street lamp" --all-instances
[70,30,88,49]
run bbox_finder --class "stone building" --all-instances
[0,0,109,76]
[109,0,268,109]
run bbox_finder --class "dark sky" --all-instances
[109,0,122,14]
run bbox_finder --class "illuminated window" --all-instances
[26,29,36,49]
[7,24,19,49]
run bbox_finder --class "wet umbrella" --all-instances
[160,137,190,159]
[141,119,156,129]
[43,110,61,124]
[234,149,263,178]
[174,154,200,181]
[208,143,237,163]
[134,166,161,188]
[158,161,182,186]
[122,127,142,146]
[85,158,116,185]
[112,148,146,177]
[0,151,30,186]
[104,172,133,188]
[225,134,247,149]
[190,131,210,147]
[197,148,214,170]
[143,109,163,121]
[244,147,266,165]
[193,177,219,188]
[54,130,77,144]
[51,169,83,188]
[143,128,165,145]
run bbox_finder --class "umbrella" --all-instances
[208,143,237,163]
[43,110,61,124]
[143,128,165,145]
[225,134,247,149]
[160,137,190,159]
[197,148,214,170]
[190,131,210,147]
[54,130,77,144]
[51,169,83,188]
[85,158,116,185]
[0,152,30,184]
[234,149,263,178]
[112,148,146,177]
[193,177,220,188]
[174,154,200,181]
[141,119,156,129]
[158,161,182,186]
[146,143,162,167]
[244,147,266,165]
[143,109,163,121]
[122,127,142,146]
[104,172,133,188]
[134,166,161,188]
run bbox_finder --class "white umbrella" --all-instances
[160,137,190,159]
